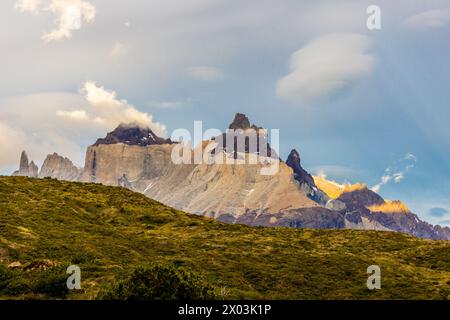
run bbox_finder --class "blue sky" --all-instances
[1,0,449,226]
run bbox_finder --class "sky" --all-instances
[1,0,449,226]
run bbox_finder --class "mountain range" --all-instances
[12,113,450,240]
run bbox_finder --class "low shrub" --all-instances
[98,263,215,300]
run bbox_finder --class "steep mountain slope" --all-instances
[1,176,449,300]
[10,113,450,240]
[313,177,450,240]
[80,143,342,229]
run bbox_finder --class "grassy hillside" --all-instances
[0,176,449,300]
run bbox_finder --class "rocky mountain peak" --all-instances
[39,153,80,181]
[28,161,39,178]
[286,149,315,186]
[13,150,38,178]
[19,151,29,173]
[214,113,271,157]
[94,123,172,147]
[229,113,251,130]
[228,113,263,131]
[287,149,301,166]
[285,149,331,205]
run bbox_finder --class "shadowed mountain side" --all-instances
[314,177,450,240]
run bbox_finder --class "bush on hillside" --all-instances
[98,263,215,300]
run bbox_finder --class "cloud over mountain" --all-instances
[58,81,167,137]
[0,82,165,168]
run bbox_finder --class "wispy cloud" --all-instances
[184,66,224,81]
[439,220,450,227]
[151,101,186,109]
[14,0,43,13]
[14,0,96,42]
[371,153,417,193]
[311,165,364,183]
[109,42,128,59]
[276,33,375,105]
[404,9,450,29]
[429,207,450,218]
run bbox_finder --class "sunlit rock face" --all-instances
[38,153,81,181]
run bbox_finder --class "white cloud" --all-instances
[66,81,167,136]
[56,109,89,120]
[151,101,186,109]
[14,0,43,13]
[393,173,404,183]
[0,122,29,168]
[371,153,417,193]
[109,42,128,59]
[316,169,327,179]
[185,66,224,81]
[0,82,166,170]
[276,33,375,105]
[404,9,450,29]
[311,165,364,182]
[14,0,96,41]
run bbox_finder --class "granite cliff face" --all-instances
[39,153,81,181]
[12,151,81,181]
[81,121,342,229]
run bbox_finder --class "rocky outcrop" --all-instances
[19,151,29,175]
[12,151,38,178]
[228,113,262,131]
[314,177,450,240]
[286,149,333,206]
[39,153,81,181]
[81,142,334,228]
[214,113,273,158]
[94,123,172,147]
[28,161,39,178]
[118,174,134,190]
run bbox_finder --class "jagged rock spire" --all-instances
[19,151,29,176]
[14,150,38,178]
[229,113,251,130]
[228,113,263,131]
[286,149,316,189]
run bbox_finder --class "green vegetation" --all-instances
[98,263,216,300]
[0,176,449,300]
